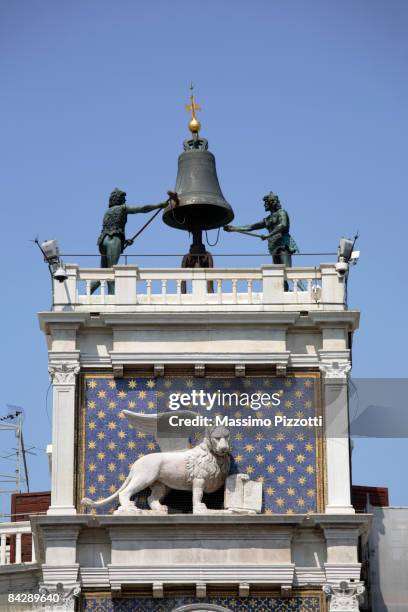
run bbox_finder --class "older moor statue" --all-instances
[91,188,178,294]
[224,192,298,266]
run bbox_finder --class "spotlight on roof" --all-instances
[40,239,60,264]
[338,238,354,262]
[34,238,67,283]
[335,234,360,278]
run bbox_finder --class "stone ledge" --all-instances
[32,513,371,528]
[107,564,296,587]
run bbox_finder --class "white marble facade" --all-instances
[0,263,370,611]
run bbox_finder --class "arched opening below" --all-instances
[172,605,233,612]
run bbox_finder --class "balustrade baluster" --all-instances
[216,280,222,304]
[0,533,6,565]
[176,280,182,304]
[146,280,152,305]
[100,280,106,304]
[15,532,22,564]
[31,535,36,563]
[232,279,238,304]
[161,280,167,303]
[247,279,253,304]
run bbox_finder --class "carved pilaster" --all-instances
[47,360,80,515]
[320,359,354,514]
[323,581,365,611]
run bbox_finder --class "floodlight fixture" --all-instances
[40,239,60,264]
[335,234,360,278]
[35,238,67,284]
[338,238,354,262]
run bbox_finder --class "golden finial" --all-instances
[185,82,201,134]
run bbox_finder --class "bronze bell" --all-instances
[163,136,234,231]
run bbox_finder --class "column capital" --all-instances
[48,362,80,385]
[39,581,80,611]
[319,360,351,380]
[323,581,365,611]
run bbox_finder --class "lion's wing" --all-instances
[123,410,205,452]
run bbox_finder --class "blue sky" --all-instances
[1,0,407,514]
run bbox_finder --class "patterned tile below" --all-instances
[82,595,322,612]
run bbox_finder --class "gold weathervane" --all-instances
[185,82,201,134]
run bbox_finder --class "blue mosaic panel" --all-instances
[82,595,322,611]
[81,376,321,514]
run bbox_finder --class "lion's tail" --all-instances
[81,472,132,507]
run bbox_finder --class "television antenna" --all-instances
[0,407,32,495]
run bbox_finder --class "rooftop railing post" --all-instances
[261,265,285,304]
[113,266,138,305]
[53,264,79,307]
[320,264,345,305]
[191,269,208,304]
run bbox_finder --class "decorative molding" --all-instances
[234,364,245,377]
[106,563,295,585]
[238,582,250,597]
[289,353,319,368]
[103,312,300,327]
[152,582,164,598]
[154,364,165,378]
[112,364,124,379]
[323,581,365,611]
[281,585,292,597]
[194,363,206,377]
[276,364,287,376]
[110,351,292,366]
[324,563,362,583]
[196,582,207,598]
[48,362,80,385]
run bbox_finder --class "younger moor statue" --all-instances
[91,188,178,294]
[224,192,298,267]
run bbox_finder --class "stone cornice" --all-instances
[31,513,370,529]
[102,312,300,327]
[109,351,291,367]
[309,311,360,331]
[38,312,89,333]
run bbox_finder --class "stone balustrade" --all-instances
[0,521,35,566]
[52,263,344,311]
